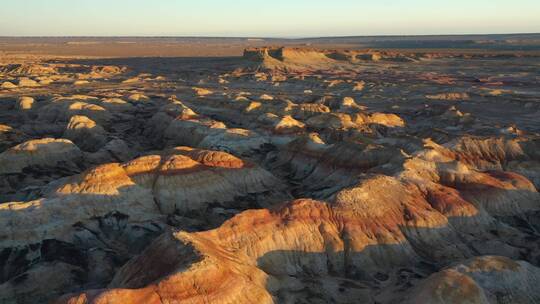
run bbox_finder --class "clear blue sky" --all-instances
[1,0,539,37]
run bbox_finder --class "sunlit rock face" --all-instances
[1,44,540,304]
[15,96,34,110]
[0,147,284,247]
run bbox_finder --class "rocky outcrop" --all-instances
[0,81,17,89]
[0,124,28,152]
[17,77,40,87]
[143,99,270,156]
[63,115,108,152]
[0,138,83,175]
[15,96,35,110]
[0,147,284,246]
[243,47,338,73]
[38,97,112,125]
[407,256,540,304]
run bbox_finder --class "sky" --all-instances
[1,0,539,37]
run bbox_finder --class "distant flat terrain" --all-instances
[1,34,540,57]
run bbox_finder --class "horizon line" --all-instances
[1,32,539,40]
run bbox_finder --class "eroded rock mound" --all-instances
[0,147,285,303]
[0,146,284,246]
[243,47,338,73]
[407,256,540,304]
[0,138,83,175]
[63,115,108,152]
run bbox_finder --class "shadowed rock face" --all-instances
[1,45,540,303]
[407,256,540,304]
